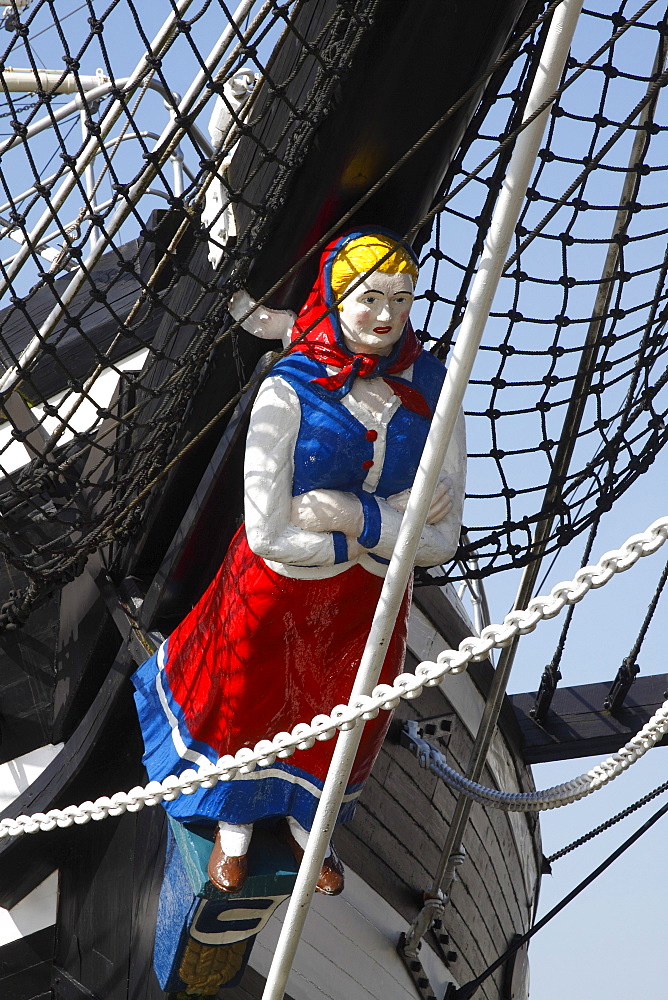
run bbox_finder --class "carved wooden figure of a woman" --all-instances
[132,228,466,898]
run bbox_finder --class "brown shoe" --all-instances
[278,821,345,896]
[207,829,248,893]
[316,846,344,896]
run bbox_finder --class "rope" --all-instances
[446,793,668,1000]
[625,553,668,667]
[406,558,668,814]
[415,739,666,813]
[0,514,666,840]
[546,777,668,863]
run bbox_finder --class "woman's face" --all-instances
[338,271,414,356]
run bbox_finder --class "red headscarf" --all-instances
[288,229,432,418]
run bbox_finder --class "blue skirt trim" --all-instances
[131,640,362,829]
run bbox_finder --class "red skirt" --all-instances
[133,527,411,827]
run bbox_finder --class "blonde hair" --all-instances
[330,234,418,305]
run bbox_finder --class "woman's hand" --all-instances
[291,489,364,537]
[228,289,295,345]
[386,477,453,524]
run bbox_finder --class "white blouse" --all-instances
[244,370,466,580]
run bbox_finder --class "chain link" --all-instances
[1,515,666,839]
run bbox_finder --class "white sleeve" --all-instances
[228,289,295,348]
[369,406,466,566]
[244,376,344,566]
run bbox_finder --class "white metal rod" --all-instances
[171,147,185,197]
[261,2,584,996]
[166,97,186,196]
[0,0,197,303]
[0,79,172,159]
[0,78,214,161]
[1,67,109,93]
[0,0,257,399]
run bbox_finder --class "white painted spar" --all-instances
[0,67,109,94]
[263,4,585,992]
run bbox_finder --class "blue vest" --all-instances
[272,351,446,499]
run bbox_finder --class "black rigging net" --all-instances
[0,0,379,626]
[0,0,665,629]
[417,1,668,583]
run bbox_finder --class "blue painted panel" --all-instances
[153,823,199,991]
[154,821,300,992]
[188,894,289,947]
[169,818,298,900]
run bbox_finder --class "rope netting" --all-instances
[415,1,668,582]
[0,0,666,628]
[0,0,379,626]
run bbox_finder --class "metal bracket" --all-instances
[400,718,452,763]
[603,657,640,714]
[529,662,562,724]
[397,932,440,1000]
[403,893,446,959]
[416,714,453,748]
[431,917,459,967]
[401,720,432,768]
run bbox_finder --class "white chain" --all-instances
[1,515,666,840]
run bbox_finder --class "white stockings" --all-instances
[215,816,330,858]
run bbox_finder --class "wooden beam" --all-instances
[139,353,270,630]
[509,673,668,763]
[0,649,136,908]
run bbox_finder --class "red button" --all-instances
[366,429,378,441]
[362,460,374,470]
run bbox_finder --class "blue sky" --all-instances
[485,444,668,1000]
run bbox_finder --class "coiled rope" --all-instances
[415,738,668,813]
[1,515,667,839]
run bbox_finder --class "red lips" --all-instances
[373,326,392,334]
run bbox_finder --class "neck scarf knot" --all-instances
[302,345,432,418]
